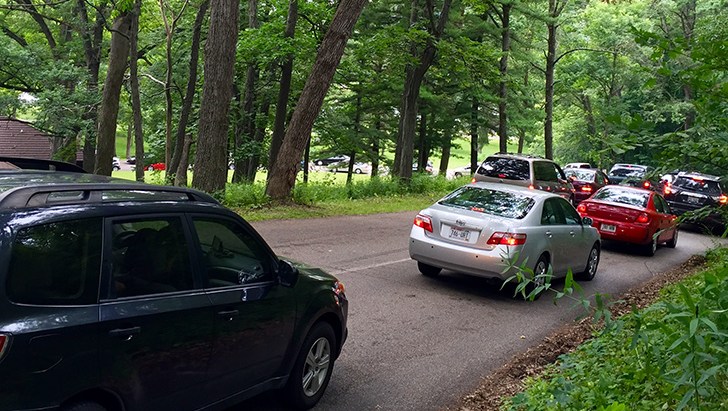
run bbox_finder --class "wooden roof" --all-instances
[0,117,54,159]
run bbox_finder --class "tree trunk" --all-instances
[417,109,427,170]
[249,82,272,182]
[192,0,240,194]
[265,0,368,202]
[439,126,452,175]
[170,0,208,184]
[268,0,298,177]
[175,135,194,186]
[544,0,565,160]
[160,1,174,174]
[498,3,511,153]
[470,96,479,172]
[129,0,145,182]
[95,12,131,176]
[371,117,381,178]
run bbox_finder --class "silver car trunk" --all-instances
[425,203,514,251]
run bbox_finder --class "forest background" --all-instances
[0,0,725,203]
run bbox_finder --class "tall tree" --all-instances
[265,0,368,202]
[129,0,144,182]
[543,0,567,160]
[192,0,240,193]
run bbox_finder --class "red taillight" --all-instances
[414,214,433,232]
[720,194,727,205]
[577,203,587,213]
[664,185,672,195]
[0,334,9,359]
[471,177,477,183]
[636,213,650,224]
[643,181,651,189]
[581,185,592,192]
[487,232,527,246]
[528,184,535,190]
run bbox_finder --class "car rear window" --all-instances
[439,186,535,219]
[672,177,721,195]
[6,218,102,305]
[592,187,649,208]
[565,169,595,182]
[609,167,646,178]
[476,157,530,180]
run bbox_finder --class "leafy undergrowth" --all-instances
[456,249,728,411]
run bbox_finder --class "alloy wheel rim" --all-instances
[302,337,331,397]
[534,261,547,286]
[587,249,599,276]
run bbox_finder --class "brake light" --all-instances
[414,214,433,232]
[581,185,592,192]
[528,184,535,190]
[471,177,477,183]
[636,213,650,224]
[643,181,651,189]
[0,334,9,360]
[664,184,672,195]
[577,203,587,213]
[720,194,727,205]
[487,232,527,246]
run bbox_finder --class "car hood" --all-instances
[282,257,340,283]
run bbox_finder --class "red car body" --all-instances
[146,162,166,171]
[576,185,678,255]
[564,168,610,204]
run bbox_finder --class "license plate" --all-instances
[686,196,700,204]
[601,224,616,233]
[448,227,471,242]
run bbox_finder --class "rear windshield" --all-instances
[672,177,721,195]
[593,187,649,208]
[565,169,595,182]
[439,186,534,219]
[476,157,530,181]
[609,167,646,178]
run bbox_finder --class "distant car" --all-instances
[409,182,601,293]
[413,160,434,174]
[564,168,610,204]
[449,165,472,179]
[607,163,657,190]
[661,171,727,229]
[313,155,349,166]
[473,153,575,203]
[327,160,371,174]
[112,156,121,171]
[564,162,593,169]
[146,162,166,171]
[576,185,678,256]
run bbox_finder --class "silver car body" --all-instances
[409,182,600,281]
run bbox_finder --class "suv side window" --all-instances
[192,218,274,287]
[111,217,194,298]
[7,218,102,305]
[541,199,566,225]
[533,162,553,182]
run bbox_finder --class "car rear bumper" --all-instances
[409,230,519,281]
[588,217,651,244]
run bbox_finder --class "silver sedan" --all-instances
[409,182,601,287]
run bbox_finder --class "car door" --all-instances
[652,194,676,242]
[189,215,297,401]
[555,198,591,272]
[98,215,213,411]
[539,198,571,275]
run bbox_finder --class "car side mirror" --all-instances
[277,260,299,287]
[582,217,593,226]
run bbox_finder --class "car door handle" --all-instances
[109,326,141,339]
[569,231,575,236]
[545,231,552,237]
[217,310,239,320]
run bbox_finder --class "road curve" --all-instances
[236,211,726,410]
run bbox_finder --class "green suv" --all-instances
[0,162,348,411]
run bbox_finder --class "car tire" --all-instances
[63,401,107,411]
[417,262,441,277]
[666,228,678,248]
[284,322,336,409]
[454,172,462,178]
[316,160,323,166]
[577,244,600,281]
[525,256,549,299]
[644,236,658,256]
[354,168,362,174]
[147,165,154,171]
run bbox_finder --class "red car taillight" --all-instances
[643,181,651,189]
[414,214,433,233]
[636,213,650,224]
[487,232,527,246]
[577,203,587,214]
[581,185,592,192]
[471,177,477,183]
[0,334,9,360]
[720,194,727,205]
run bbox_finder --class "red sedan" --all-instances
[146,162,166,171]
[564,168,610,204]
[576,185,678,256]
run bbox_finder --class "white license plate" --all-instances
[686,196,700,204]
[601,224,616,233]
[448,227,471,241]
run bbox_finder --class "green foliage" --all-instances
[503,248,728,411]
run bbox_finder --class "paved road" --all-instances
[237,212,726,410]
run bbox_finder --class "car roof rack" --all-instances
[0,183,219,209]
[0,156,87,173]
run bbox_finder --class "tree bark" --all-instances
[497,3,511,153]
[268,0,299,177]
[192,0,240,193]
[470,96,479,172]
[544,0,565,160]
[95,12,131,176]
[265,0,368,202]
[129,0,145,182]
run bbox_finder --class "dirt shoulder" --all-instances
[451,255,708,411]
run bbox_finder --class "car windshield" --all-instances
[673,177,722,195]
[593,187,649,208]
[609,167,646,178]
[477,157,530,180]
[438,186,534,219]
[565,169,595,182]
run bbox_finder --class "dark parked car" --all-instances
[661,171,727,229]
[564,168,610,204]
[312,154,349,166]
[607,163,658,190]
[473,153,575,203]
[0,162,348,411]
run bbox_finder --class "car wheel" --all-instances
[525,256,549,299]
[285,322,336,409]
[417,262,441,277]
[454,172,462,178]
[316,160,323,166]
[63,401,107,411]
[577,244,600,281]
[113,166,121,171]
[644,236,658,256]
[354,168,362,174]
[147,165,154,171]
[666,228,678,248]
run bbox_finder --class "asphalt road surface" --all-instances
[236,212,726,410]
